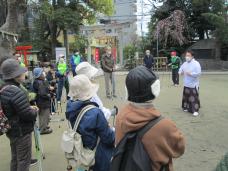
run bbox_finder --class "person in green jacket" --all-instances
[168,51,181,86]
[70,50,83,76]
[56,54,69,103]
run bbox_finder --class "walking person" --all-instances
[66,75,115,171]
[70,49,83,76]
[143,50,155,70]
[179,50,202,116]
[115,66,185,171]
[101,47,116,98]
[168,51,181,86]
[33,67,53,134]
[56,54,69,103]
[0,58,38,171]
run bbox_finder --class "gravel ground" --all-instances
[0,73,228,171]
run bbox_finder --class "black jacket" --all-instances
[0,80,37,138]
[33,79,51,109]
[144,55,154,69]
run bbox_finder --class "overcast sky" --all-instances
[136,0,162,35]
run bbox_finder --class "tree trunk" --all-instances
[198,29,205,40]
[49,21,58,59]
[0,1,17,32]
[0,0,7,26]
[63,29,69,60]
[0,0,25,58]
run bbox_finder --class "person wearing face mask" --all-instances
[115,66,185,171]
[179,50,201,117]
[0,58,38,171]
[70,49,83,76]
[33,67,53,135]
[101,47,116,98]
[144,50,154,70]
[168,51,181,86]
[15,54,26,68]
[56,54,69,104]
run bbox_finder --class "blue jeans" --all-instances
[57,76,69,101]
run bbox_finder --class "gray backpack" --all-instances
[61,105,98,169]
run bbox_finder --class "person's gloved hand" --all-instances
[111,106,118,116]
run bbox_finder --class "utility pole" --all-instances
[156,27,159,57]
[141,0,144,50]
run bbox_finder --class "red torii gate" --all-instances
[15,46,33,66]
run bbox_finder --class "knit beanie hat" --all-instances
[126,66,160,103]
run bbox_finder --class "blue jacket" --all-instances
[66,100,115,171]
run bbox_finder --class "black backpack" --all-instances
[110,116,167,171]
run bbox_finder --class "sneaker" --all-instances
[40,128,53,135]
[193,112,199,117]
[51,112,56,115]
[46,126,50,129]
[183,109,188,112]
[174,84,179,87]
[57,101,61,104]
[30,159,38,166]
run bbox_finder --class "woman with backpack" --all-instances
[114,66,185,171]
[65,74,115,171]
[0,58,38,171]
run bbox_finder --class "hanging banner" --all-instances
[112,47,117,62]
[56,47,66,63]
[95,48,100,63]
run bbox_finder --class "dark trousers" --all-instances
[39,108,50,132]
[72,70,76,77]
[57,77,69,101]
[51,98,56,113]
[182,86,200,113]
[9,133,32,171]
[172,68,179,85]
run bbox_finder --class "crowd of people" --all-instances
[0,48,205,171]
